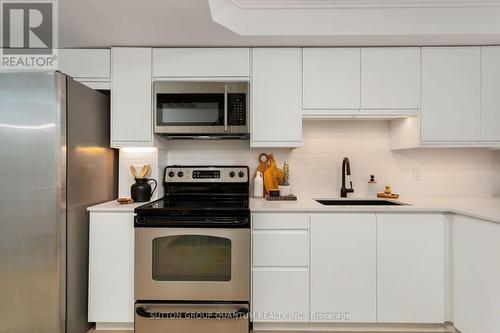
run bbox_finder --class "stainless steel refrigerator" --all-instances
[0,72,118,333]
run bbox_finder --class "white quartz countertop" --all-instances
[88,197,500,224]
[250,196,500,224]
[87,200,150,212]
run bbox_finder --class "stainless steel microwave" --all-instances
[153,81,249,139]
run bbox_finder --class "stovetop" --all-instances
[134,166,250,228]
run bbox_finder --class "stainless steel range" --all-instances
[134,166,250,333]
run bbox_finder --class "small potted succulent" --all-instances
[278,162,291,196]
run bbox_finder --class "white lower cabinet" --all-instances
[376,213,445,323]
[88,211,134,325]
[251,213,309,322]
[252,211,447,327]
[252,269,309,322]
[310,213,377,322]
[453,215,500,333]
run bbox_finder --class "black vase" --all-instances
[131,178,157,202]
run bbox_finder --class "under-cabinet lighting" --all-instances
[120,147,157,154]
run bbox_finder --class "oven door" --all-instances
[135,227,250,301]
[135,303,249,333]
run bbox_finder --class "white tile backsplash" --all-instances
[118,121,496,199]
[118,148,159,199]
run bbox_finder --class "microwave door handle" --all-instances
[224,84,229,132]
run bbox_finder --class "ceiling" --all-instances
[59,0,500,48]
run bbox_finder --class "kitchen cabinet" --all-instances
[153,48,250,78]
[310,213,377,322]
[360,47,420,112]
[302,48,361,113]
[453,215,500,333]
[251,48,302,148]
[481,46,500,142]
[421,47,481,142]
[376,213,445,323]
[251,213,309,322]
[58,49,110,89]
[252,269,309,322]
[88,211,134,326]
[111,47,152,147]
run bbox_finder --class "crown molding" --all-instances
[229,0,500,9]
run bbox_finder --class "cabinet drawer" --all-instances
[252,269,309,322]
[252,213,308,230]
[253,230,308,267]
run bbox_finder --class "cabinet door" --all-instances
[252,269,309,322]
[377,213,445,323]
[303,48,360,111]
[153,48,250,77]
[251,48,301,147]
[88,212,134,323]
[310,213,376,322]
[481,46,500,142]
[421,47,481,142]
[111,48,152,147]
[361,47,420,110]
[58,49,110,79]
[453,215,500,333]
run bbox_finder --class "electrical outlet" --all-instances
[412,168,422,181]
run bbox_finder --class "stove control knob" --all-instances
[229,171,235,178]
[177,171,184,177]
[168,171,175,177]
[238,171,245,178]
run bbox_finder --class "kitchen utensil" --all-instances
[257,153,268,174]
[130,165,139,178]
[263,154,279,194]
[139,165,150,178]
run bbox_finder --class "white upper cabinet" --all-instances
[360,47,420,111]
[310,213,377,323]
[303,48,361,113]
[481,46,500,142]
[421,47,481,142]
[153,48,250,78]
[377,213,445,323]
[111,47,153,147]
[251,48,302,148]
[58,49,110,89]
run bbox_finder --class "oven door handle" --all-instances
[136,306,249,319]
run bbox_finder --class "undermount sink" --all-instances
[315,199,406,206]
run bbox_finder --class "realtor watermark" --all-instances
[1,0,58,69]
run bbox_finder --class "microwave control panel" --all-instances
[228,94,246,126]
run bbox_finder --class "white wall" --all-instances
[160,121,494,199]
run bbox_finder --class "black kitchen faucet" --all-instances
[340,157,354,198]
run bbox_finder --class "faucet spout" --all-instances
[340,157,354,198]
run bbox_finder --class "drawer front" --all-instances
[253,230,308,267]
[252,213,308,230]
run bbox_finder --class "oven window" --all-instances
[156,93,224,126]
[152,235,231,281]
